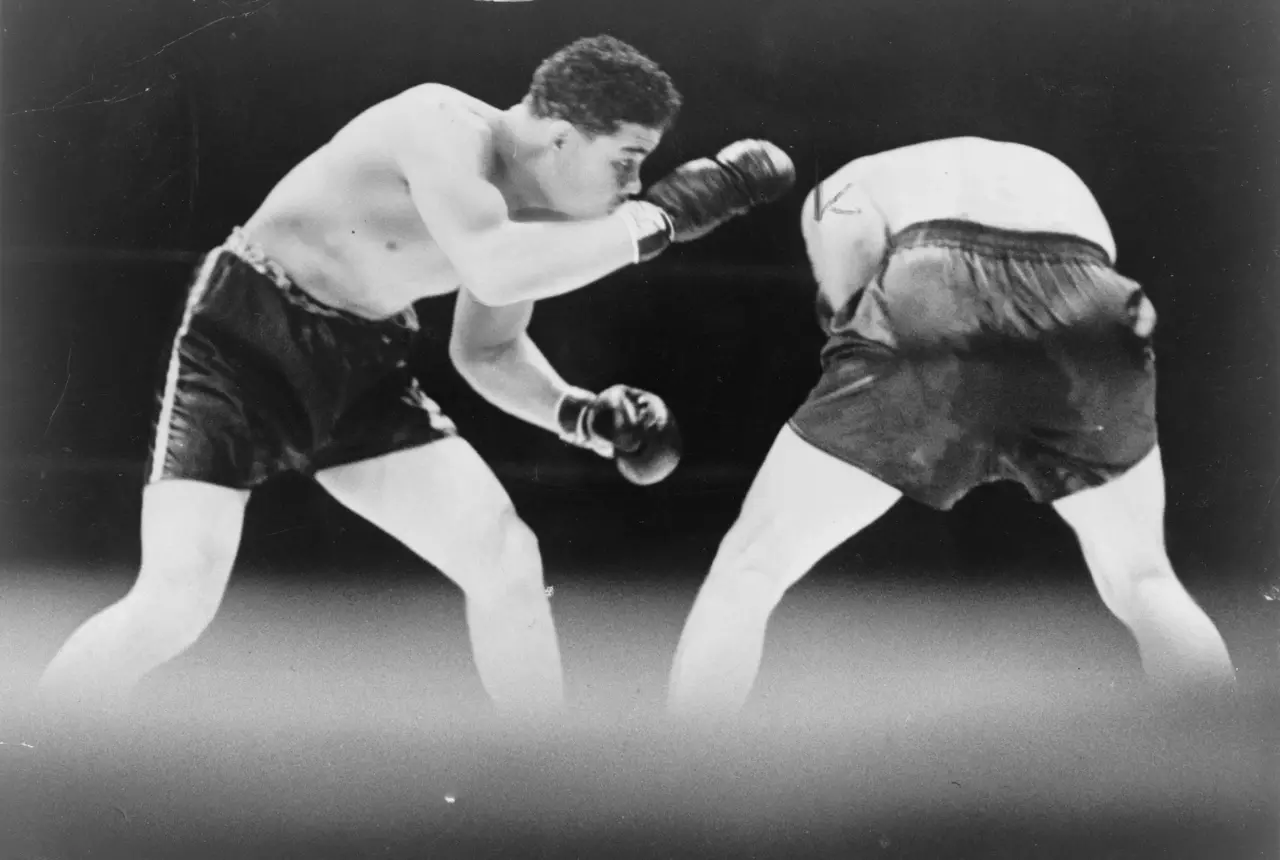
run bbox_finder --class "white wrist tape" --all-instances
[616,201,674,264]
[555,387,614,458]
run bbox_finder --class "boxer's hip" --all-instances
[169,228,425,427]
[827,219,1148,358]
[792,219,1158,510]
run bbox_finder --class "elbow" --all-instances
[448,336,484,377]
[455,236,526,307]
[462,271,540,309]
[449,345,487,393]
[448,333,511,377]
[467,265,540,307]
[460,270,510,307]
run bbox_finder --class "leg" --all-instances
[666,425,902,719]
[38,480,249,712]
[314,438,563,716]
[1052,445,1235,689]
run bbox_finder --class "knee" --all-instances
[1081,537,1176,614]
[117,586,222,654]
[494,506,542,574]
[701,520,797,613]
[465,506,544,606]
[130,539,237,644]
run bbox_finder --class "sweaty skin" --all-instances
[803,137,1118,312]
[32,64,683,721]
[240,83,657,318]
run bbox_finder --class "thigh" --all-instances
[721,424,903,584]
[137,479,250,599]
[789,350,993,512]
[150,256,304,490]
[1051,444,1167,554]
[1011,332,1158,504]
[149,344,269,489]
[316,373,458,474]
[313,437,521,582]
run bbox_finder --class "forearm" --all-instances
[452,335,579,436]
[468,206,667,306]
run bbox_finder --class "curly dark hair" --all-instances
[526,35,682,137]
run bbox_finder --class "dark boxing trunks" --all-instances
[147,228,457,489]
[789,219,1158,510]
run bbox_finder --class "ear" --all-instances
[548,120,576,150]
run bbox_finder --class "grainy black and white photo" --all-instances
[2,0,1276,857]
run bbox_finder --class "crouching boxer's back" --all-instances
[797,136,1156,511]
[812,136,1115,257]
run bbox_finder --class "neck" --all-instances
[494,103,553,212]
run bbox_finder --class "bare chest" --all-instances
[329,167,463,299]
[250,160,464,316]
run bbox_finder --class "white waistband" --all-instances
[219,226,292,289]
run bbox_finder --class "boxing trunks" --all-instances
[789,219,1158,510]
[147,228,457,489]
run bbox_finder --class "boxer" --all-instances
[667,137,1234,718]
[37,35,794,718]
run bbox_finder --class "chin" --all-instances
[553,194,615,220]
[514,207,576,223]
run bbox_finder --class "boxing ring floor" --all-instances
[1,477,1275,860]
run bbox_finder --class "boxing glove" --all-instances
[643,139,796,243]
[556,385,683,486]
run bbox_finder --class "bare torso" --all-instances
[827,137,1117,261]
[240,84,500,319]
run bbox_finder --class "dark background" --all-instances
[1,1,1277,858]
[1,0,1277,642]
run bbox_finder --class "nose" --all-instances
[622,177,643,198]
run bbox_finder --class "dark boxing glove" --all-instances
[556,385,683,486]
[643,139,796,243]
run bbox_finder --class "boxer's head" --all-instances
[521,35,681,218]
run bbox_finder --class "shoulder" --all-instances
[802,164,885,241]
[802,164,855,226]
[848,136,1007,174]
[802,147,904,223]
[378,84,498,176]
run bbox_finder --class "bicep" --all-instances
[407,160,508,254]
[396,109,510,291]
[450,286,534,359]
